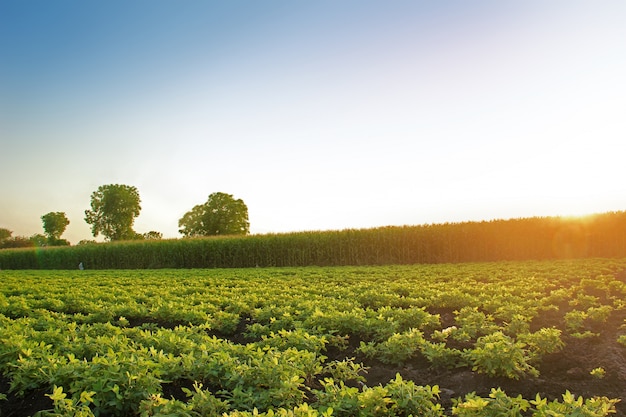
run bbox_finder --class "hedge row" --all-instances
[1,211,625,269]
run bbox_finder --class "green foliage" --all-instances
[421,341,468,369]
[313,378,360,416]
[530,391,619,416]
[451,389,619,417]
[224,403,334,417]
[564,305,612,338]
[385,374,444,417]
[452,307,499,343]
[322,358,367,384]
[84,184,142,241]
[313,375,444,417]
[30,234,49,247]
[519,327,564,357]
[178,192,249,237]
[0,228,12,242]
[258,329,328,354]
[358,329,425,365]
[0,234,34,249]
[34,386,96,417]
[5,208,626,262]
[467,332,538,379]
[0,261,623,415]
[452,388,529,417]
[138,382,229,417]
[1,211,626,266]
[141,231,163,240]
[139,394,196,417]
[41,212,70,243]
[452,388,619,417]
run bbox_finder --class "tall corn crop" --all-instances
[1,211,625,269]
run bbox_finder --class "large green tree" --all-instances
[41,212,70,245]
[84,184,142,241]
[0,228,11,243]
[0,228,13,249]
[178,192,249,237]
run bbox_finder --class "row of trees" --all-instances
[1,185,250,248]
[0,212,71,249]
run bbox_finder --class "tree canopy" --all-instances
[41,212,70,245]
[84,184,142,241]
[0,228,11,242]
[141,231,163,240]
[178,192,249,237]
[0,229,34,249]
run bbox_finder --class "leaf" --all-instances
[80,390,96,405]
[47,385,67,402]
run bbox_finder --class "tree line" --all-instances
[0,184,249,249]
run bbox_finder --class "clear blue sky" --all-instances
[2,1,625,243]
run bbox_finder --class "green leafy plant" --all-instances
[385,374,444,417]
[322,358,367,384]
[34,386,96,417]
[313,378,360,416]
[357,329,424,365]
[421,341,467,369]
[518,327,564,357]
[466,332,538,379]
[531,391,619,416]
[452,388,529,417]
[453,307,499,343]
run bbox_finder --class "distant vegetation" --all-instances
[1,185,249,249]
[0,211,71,249]
[84,184,143,241]
[178,192,250,237]
[1,211,625,269]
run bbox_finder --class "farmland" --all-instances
[1,259,625,416]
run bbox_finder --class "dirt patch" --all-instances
[0,377,52,417]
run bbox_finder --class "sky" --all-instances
[1,1,625,244]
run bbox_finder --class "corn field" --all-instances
[1,211,626,269]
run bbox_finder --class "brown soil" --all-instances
[0,378,52,417]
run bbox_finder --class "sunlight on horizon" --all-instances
[1,1,625,244]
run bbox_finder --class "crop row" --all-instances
[0,259,625,415]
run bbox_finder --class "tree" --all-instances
[0,229,45,249]
[0,234,33,249]
[0,228,11,243]
[141,231,163,240]
[30,234,49,247]
[178,192,249,237]
[0,228,13,249]
[84,184,142,241]
[41,212,70,245]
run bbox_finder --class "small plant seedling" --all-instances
[590,367,606,379]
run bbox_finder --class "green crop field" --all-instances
[1,259,625,416]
